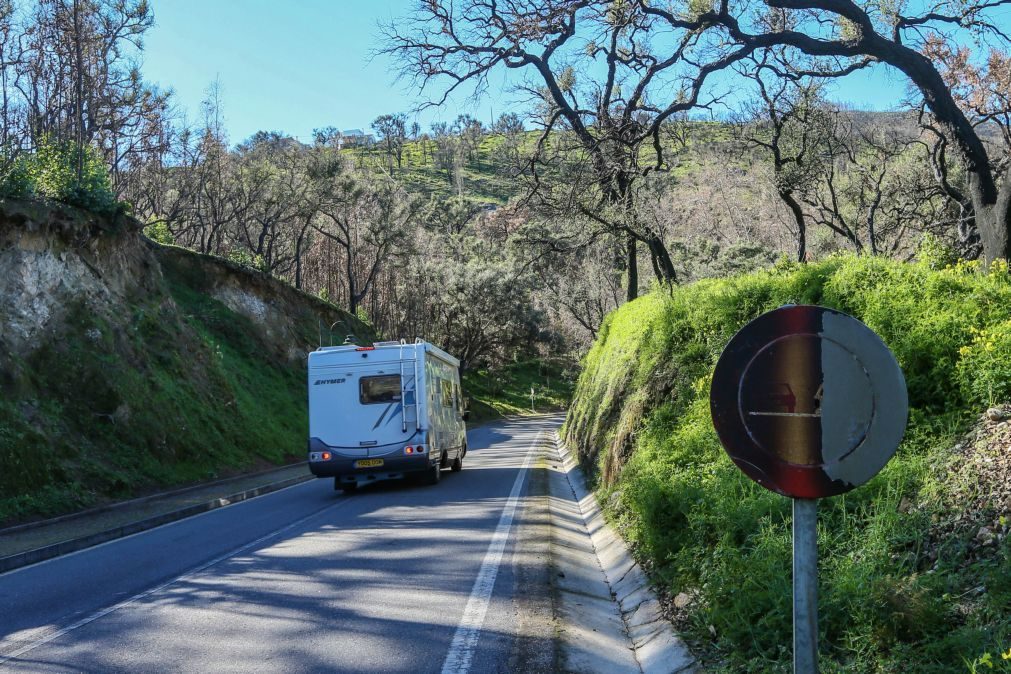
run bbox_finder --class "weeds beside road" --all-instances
[566,252,1011,672]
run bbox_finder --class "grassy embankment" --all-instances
[343,133,524,205]
[0,244,567,524]
[565,253,1011,672]
[463,359,575,423]
[0,247,368,525]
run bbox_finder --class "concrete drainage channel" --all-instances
[549,432,700,674]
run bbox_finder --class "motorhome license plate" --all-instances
[356,459,384,468]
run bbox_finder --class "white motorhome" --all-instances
[307,339,468,491]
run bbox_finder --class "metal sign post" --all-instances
[710,305,908,674]
[793,498,818,673]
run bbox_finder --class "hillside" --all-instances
[565,254,1011,672]
[342,133,531,205]
[341,123,737,207]
[0,199,371,525]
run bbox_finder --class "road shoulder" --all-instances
[551,432,700,674]
[506,442,561,673]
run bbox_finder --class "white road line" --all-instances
[441,429,542,674]
[0,497,350,666]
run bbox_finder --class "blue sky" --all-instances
[142,1,909,146]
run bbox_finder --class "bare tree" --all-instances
[311,172,419,315]
[16,0,168,190]
[736,49,839,261]
[681,0,1011,264]
[383,1,766,299]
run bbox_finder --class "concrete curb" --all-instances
[0,461,310,537]
[554,432,700,674]
[0,473,314,574]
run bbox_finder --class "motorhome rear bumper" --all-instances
[308,438,433,478]
[309,453,434,478]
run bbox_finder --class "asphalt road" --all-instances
[0,416,562,673]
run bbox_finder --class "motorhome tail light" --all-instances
[416,445,424,453]
[355,346,375,351]
[404,445,414,454]
[322,451,332,461]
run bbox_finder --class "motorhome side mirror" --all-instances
[462,409,470,422]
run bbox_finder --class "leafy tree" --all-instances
[451,114,483,164]
[2,134,118,214]
[371,112,407,172]
[491,112,525,175]
[427,246,541,371]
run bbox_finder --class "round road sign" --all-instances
[710,305,907,498]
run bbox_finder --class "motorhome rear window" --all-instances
[360,375,402,404]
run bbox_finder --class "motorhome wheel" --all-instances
[424,460,441,486]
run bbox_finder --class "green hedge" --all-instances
[565,254,1011,672]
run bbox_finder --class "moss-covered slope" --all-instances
[565,254,1011,672]
[0,199,371,524]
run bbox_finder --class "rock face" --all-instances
[0,200,158,361]
[0,199,363,367]
[152,244,367,364]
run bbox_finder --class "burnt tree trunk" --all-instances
[972,174,1011,265]
[646,233,678,285]
[781,189,808,262]
[625,232,638,302]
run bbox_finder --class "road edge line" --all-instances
[440,429,542,674]
[553,432,700,674]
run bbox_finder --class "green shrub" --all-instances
[225,248,266,271]
[143,220,175,245]
[957,319,1011,406]
[0,136,119,215]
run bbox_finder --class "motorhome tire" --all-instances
[451,452,463,472]
[424,461,441,485]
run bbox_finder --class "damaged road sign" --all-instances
[710,305,907,498]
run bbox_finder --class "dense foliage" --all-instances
[0,136,120,214]
[565,253,1011,672]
